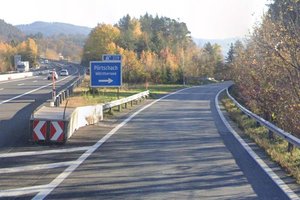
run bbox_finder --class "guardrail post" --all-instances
[256,121,260,127]
[268,130,274,140]
[288,142,294,154]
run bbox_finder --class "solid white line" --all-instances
[215,89,299,200]
[32,87,189,200]
[0,161,74,174]
[0,146,90,158]
[17,83,24,86]
[0,76,70,105]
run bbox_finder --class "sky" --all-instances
[1,0,270,39]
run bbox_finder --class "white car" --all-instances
[59,69,69,76]
[47,71,58,80]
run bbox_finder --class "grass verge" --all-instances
[222,97,300,183]
[61,76,189,107]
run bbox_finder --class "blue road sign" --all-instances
[90,61,122,87]
[102,54,122,61]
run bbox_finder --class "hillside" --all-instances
[16,21,92,36]
[0,19,24,42]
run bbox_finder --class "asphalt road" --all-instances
[0,82,294,199]
[0,62,81,148]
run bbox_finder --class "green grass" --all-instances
[222,97,300,183]
[62,77,188,107]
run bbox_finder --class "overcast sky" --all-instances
[2,0,269,39]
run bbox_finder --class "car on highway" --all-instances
[59,69,69,76]
[47,70,58,80]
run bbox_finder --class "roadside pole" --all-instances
[52,69,56,105]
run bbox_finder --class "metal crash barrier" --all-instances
[29,90,149,144]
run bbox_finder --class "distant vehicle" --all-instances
[16,61,30,72]
[47,71,58,80]
[44,59,49,64]
[59,69,69,76]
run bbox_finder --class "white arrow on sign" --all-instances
[33,121,46,140]
[50,121,63,141]
[99,78,113,83]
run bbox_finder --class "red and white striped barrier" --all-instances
[33,120,47,142]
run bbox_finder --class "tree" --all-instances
[229,0,300,138]
[81,24,120,66]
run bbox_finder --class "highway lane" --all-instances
[0,63,82,148]
[0,82,294,199]
[47,83,288,200]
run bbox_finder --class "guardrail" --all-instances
[53,75,84,107]
[226,88,300,151]
[103,90,150,111]
[30,90,149,144]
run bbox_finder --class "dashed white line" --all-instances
[0,161,74,174]
[0,184,48,197]
[17,83,24,86]
[0,88,3,91]
[0,76,70,105]
[0,146,90,158]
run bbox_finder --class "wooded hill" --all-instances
[0,20,87,71]
[16,21,91,36]
[0,19,24,43]
[82,14,224,84]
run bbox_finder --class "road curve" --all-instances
[35,82,290,199]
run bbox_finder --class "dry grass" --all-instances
[60,76,188,107]
[222,97,300,183]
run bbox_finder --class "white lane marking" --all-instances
[50,121,63,141]
[0,161,74,174]
[33,121,46,140]
[0,184,48,197]
[33,80,38,83]
[32,87,189,199]
[0,76,37,85]
[0,146,90,158]
[17,83,24,86]
[215,89,299,200]
[0,88,3,91]
[0,76,70,105]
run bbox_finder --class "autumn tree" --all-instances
[229,0,300,138]
[81,24,120,66]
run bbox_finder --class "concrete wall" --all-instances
[0,72,34,81]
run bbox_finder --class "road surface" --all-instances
[0,82,296,199]
[0,62,81,148]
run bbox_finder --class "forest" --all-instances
[226,0,299,138]
[81,14,223,84]
[0,1,297,138]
